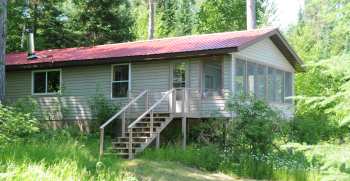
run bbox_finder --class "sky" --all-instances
[272,0,305,30]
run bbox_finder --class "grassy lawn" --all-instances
[281,143,350,181]
[1,129,349,181]
[0,130,240,181]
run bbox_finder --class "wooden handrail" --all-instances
[128,88,175,129]
[100,90,148,129]
[127,88,175,159]
[99,89,148,157]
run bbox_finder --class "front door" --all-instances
[172,62,187,113]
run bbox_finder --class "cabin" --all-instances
[5,28,304,158]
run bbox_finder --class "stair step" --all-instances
[136,122,163,126]
[111,148,136,153]
[116,137,150,142]
[131,127,158,132]
[143,117,169,119]
[112,141,145,145]
[125,132,152,137]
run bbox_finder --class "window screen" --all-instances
[234,59,246,96]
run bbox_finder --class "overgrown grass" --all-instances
[139,145,222,171]
[140,145,322,181]
[0,129,135,181]
[282,143,350,181]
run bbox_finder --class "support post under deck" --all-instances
[182,117,187,150]
[156,134,160,149]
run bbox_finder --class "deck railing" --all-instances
[99,88,228,157]
[127,88,176,159]
[99,90,149,156]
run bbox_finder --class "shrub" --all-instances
[10,96,40,115]
[189,118,227,146]
[290,112,342,144]
[226,95,285,153]
[89,93,119,129]
[0,104,39,145]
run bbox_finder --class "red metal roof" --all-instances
[6,28,276,67]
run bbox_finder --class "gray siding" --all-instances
[6,56,232,120]
[5,37,297,120]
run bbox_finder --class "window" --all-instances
[275,69,284,103]
[234,59,293,104]
[112,64,130,98]
[203,61,222,94]
[256,64,267,99]
[173,63,186,88]
[247,62,257,94]
[234,59,246,96]
[284,72,293,104]
[32,70,61,94]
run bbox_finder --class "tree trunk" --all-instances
[148,0,155,40]
[0,0,7,103]
[246,0,256,30]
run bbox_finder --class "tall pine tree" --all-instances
[74,0,135,46]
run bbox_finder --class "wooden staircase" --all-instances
[99,89,182,159]
[110,113,173,158]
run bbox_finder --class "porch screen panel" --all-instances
[275,69,284,103]
[247,62,256,95]
[284,72,293,104]
[234,59,246,96]
[268,67,284,103]
[203,61,222,93]
[268,68,276,102]
[256,64,266,99]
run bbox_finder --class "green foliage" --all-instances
[140,145,222,171]
[196,0,267,33]
[9,96,39,115]
[189,118,227,146]
[295,54,350,128]
[156,0,196,37]
[290,112,342,144]
[7,0,135,52]
[131,0,197,40]
[221,151,315,181]
[141,144,317,181]
[286,0,350,143]
[74,0,135,46]
[0,129,135,180]
[226,95,284,153]
[282,143,350,181]
[0,104,39,145]
[89,93,119,128]
[287,0,350,62]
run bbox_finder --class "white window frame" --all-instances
[31,69,62,95]
[111,63,131,99]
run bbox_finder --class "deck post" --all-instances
[172,89,176,115]
[182,117,187,150]
[156,133,160,149]
[99,128,104,157]
[150,110,154,133]
[128,128,133,159]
